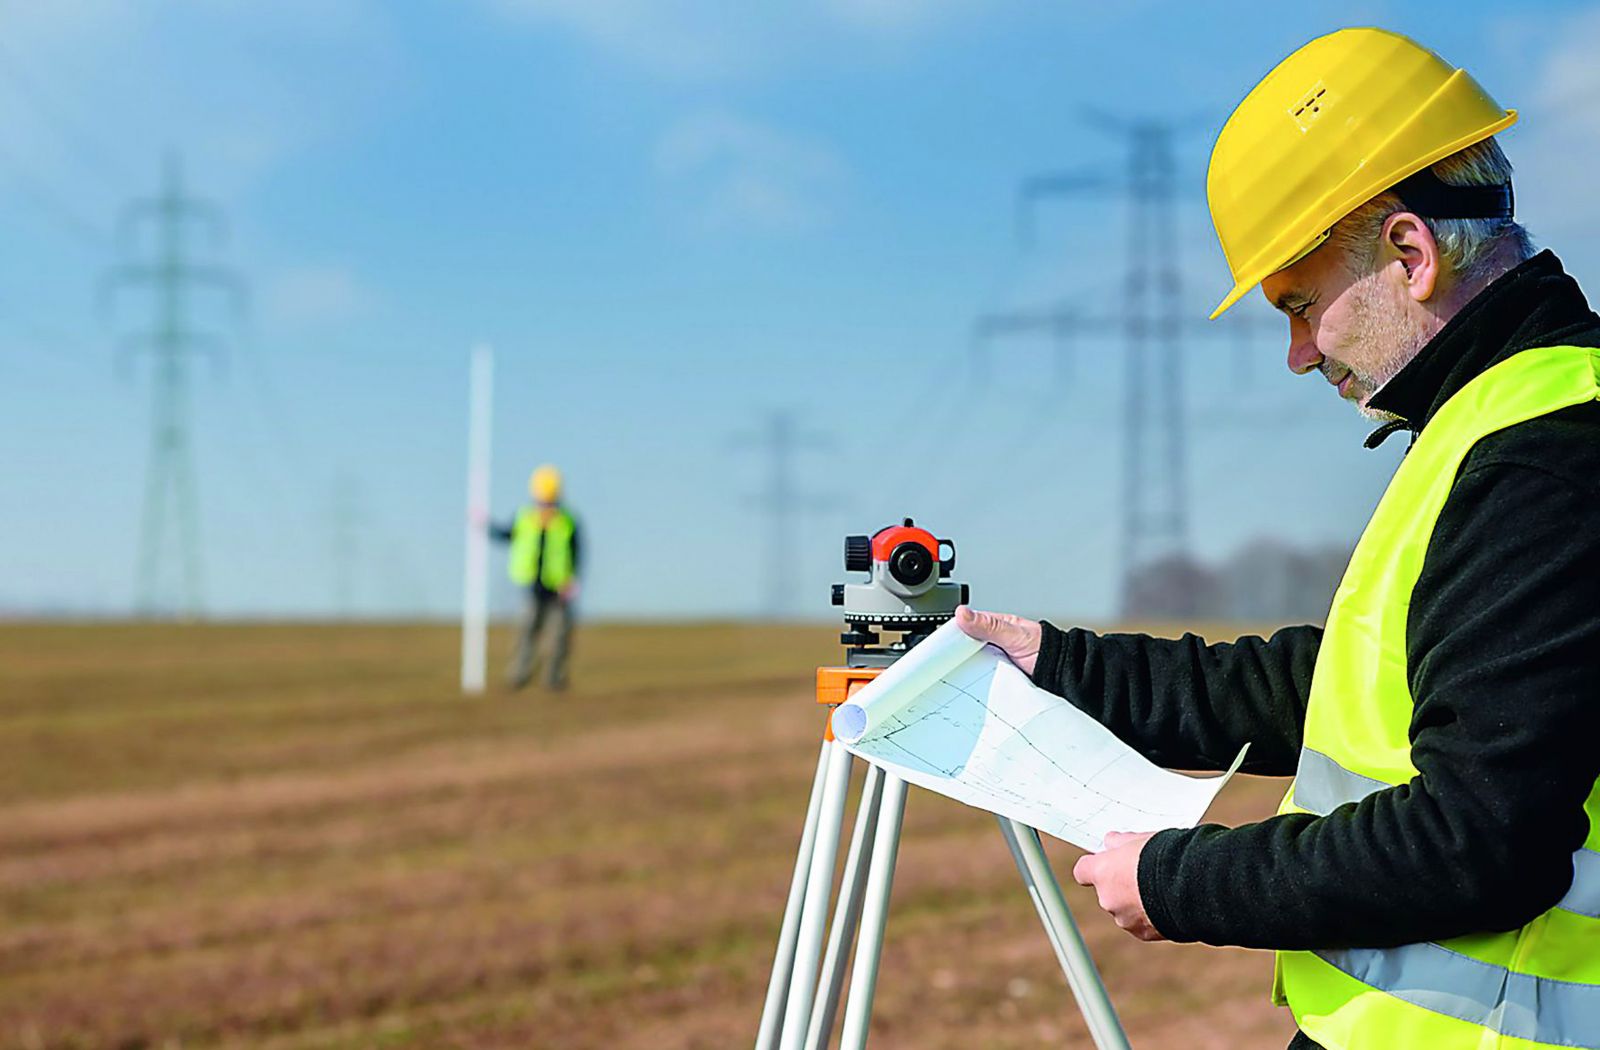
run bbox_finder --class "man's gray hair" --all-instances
[1330,137,1535,288]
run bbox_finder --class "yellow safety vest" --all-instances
[1275,346,1600,1049]
[508,507,576,590]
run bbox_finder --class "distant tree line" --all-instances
[1124,537,1354,624]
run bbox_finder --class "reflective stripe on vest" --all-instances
[1276,346,1600,1050]
[1293,747,1600,920]
[1314,942,1600,1048]
[1289,747,1389,813]
[508,508,575,590]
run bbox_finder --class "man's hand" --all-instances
[954,606,1043,675]
[560,580,582,602]
[1072,831,1164,941]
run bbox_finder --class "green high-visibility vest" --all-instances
[1275,346,1600,1049]
[508,507,576,590]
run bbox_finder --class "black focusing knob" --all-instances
[844,534,872,572]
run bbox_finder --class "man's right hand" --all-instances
[954,606,1043,676]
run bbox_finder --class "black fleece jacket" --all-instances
[1030,251,1600,1048]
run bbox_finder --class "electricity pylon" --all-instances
[983,114,1270,617]
[104,153,245,617]
[732,410,835,619]
[329,475,365,618]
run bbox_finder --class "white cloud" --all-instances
[484,0,986,81]
[1508,9,1600,249]
[655,111,849,234]
[484,0,766,80]
[0,0,404,204]
[263,264,377,327]
[1529,12,1600,113]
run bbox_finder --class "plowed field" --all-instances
[0,622,1296,1049]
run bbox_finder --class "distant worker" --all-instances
[488,464,582,691]
[961,29,1598,1050]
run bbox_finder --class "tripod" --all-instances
[753,663,1131,1050]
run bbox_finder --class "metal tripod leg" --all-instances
[803,763,885,1050]
[776,741,856,1049]
[835,772,908,1050]
[756,740,835,1050]
[998,818,1131,1050]
[757,749,1129,1050]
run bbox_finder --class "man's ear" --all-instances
[1380,211,1441,304]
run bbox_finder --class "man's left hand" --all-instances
[1072,831,1164,941]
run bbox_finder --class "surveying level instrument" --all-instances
[832,519,966,664]
[755,520,1130,1050]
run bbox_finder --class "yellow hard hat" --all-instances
[1206,27,1516,319]
[529,464,562,503]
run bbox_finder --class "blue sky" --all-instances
[4,0,1600,621]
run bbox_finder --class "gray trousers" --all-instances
[506,591,574,689]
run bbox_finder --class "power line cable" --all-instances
[234,331,316,481]
[0,138,109,250]
[234,329,441,618]
[0,38,140,189]
[918,383,1065,525]
[0,303,96,366]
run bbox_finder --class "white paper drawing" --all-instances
[832,621,1245,851]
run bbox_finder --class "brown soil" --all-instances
[0,621,1297,1049]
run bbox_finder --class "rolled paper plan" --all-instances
[831,620,1246,851]
[831,623,984,744]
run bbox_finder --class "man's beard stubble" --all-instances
[1328,271,1438,422]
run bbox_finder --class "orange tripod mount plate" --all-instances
[814,666,883,741]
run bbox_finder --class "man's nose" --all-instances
[1287,327,1323,375]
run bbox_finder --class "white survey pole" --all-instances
[460,343,494,694]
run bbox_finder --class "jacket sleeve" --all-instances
[1031,621,1320,776]
[1139,464,1600,949]
[489,519,514,543]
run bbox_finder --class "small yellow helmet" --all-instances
[1207,27,1516,319]
[529,464,563,504]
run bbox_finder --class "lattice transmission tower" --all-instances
[732,410,835,619]
[328,474,365,618]
[104,154,245,617]
[978,115,1264,617]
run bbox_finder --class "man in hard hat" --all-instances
[960,28,1600,1050]
[489,464,582,691]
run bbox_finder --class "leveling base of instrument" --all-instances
[753,665,1131,1050]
